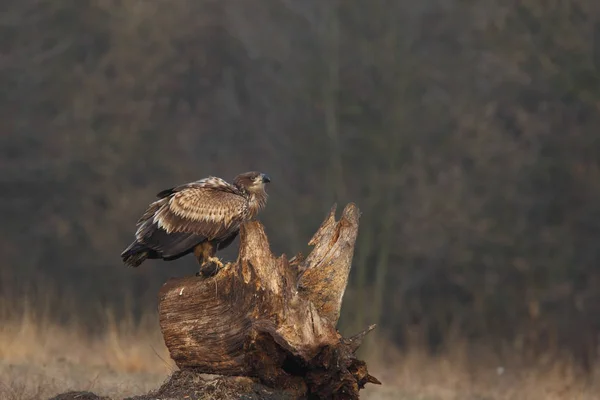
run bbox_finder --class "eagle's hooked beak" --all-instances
[261,173,271,183]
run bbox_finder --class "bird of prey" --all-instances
[121,171,271,276]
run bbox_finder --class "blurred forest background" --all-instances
[2,0,600,377]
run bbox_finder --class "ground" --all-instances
[0,360,401,400]
[0,311,400,400]
[1,310,598,400]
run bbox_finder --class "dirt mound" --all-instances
[49,391,110,400]
[50,371,298,400]
[126,370,297,400]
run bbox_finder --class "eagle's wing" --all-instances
[130,178,248,259]
[138,177,248,242]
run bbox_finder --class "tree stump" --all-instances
[157,203,380,399]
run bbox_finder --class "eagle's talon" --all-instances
[197,257,224,277]
[206,256,225,270]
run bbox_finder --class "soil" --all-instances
[49,370,299,400]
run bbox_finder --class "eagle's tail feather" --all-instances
[121,241,151,267]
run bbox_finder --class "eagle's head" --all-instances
[233,171,271,194]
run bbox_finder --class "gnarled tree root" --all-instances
[157,203,379,399]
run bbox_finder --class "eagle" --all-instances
[120,171,271,275]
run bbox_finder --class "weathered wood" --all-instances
[297,203,360,324]
[158,203,379,399]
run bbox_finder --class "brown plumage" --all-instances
[121,171,271,275]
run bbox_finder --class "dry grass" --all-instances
[361,335,600,400]
[0,308,173,373]
[0,297,175,400]
[1,299,599,400]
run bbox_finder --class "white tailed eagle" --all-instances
[121,171,271,275]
